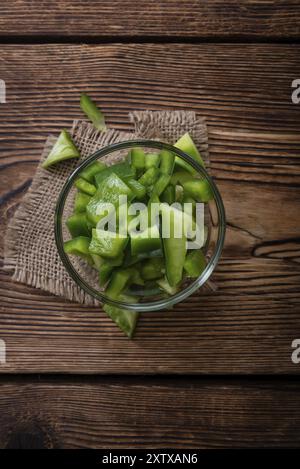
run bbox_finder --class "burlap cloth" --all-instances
[4,111,210,306]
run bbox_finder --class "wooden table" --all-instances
[0,1,300,448]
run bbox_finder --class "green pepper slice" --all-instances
[174,132,204,174]
[66,213,90,238]
[145,152,160,169]
[161,205,187,286]
[42,130,80,169]
[159,150,175,175]
[74,178,97,196]
[89,228,128,259]
[182,179,213,202]
[79,161,106,183]
[94,162,136,188]
[184,250,206,277]
[80,93,106,131]
[103,292,139,338]
[74,192,91,213]
[63,236,92,264]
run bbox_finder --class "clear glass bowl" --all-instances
[55,140,226,312]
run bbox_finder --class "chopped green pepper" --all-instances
[126,178,146,200]
[79,161,106,183]
[142,258,165,280]
[42,130,80,169]
[130,224,162,256]
[152,173,171,197]
[103,293,139,338]
[66,213,90,238]
[182,179,213,202]
[138,166,160,187]
[156,276,179,295]
[184,250,206,277]
[174,132,205,174]
[94,162,136,187]
[161,205,187,286]
[74,192,91,213]
[64,236,92,264]
[129,148,145,174]
[80,93,106,131]
[74,177,97,196]
[145,152,160,169]
[159,150,175,175]
[89,228,128,259]
[161,185,176,204]
[170,170,193,186]
[105,268,134,299]
[86,173,133,225]
[98,253,124,286]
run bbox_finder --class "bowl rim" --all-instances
[55,139,226,311]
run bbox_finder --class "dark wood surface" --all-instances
[0,44,299,374]
[0,1,299,39]
[1,377,300,448]
[0,1,300,449]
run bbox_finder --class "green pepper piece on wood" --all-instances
[42,130,80,169]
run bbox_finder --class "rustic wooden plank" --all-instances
[0,257,299,373]
[0,44,299,169]
[0,43,299,374]
[1,378,300,448]
[0,1,299,39]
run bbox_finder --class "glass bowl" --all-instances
[55,140,226,312]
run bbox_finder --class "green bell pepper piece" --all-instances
[80,93,106,131]
[152,173,171,197]
[105,268,136,299]
[184,249,206,277]
[66,213,90,238]
[156,276,179,295]
[170,170,193,186]
[138,167,160,187]
[79,161,106,183]
[130,224,162,256]
[42,130,80,169]
[64,236,92,264]
[86,173,134,225]
[89,228,128,259]
[97,252,124,286]
[174,132,205,174]
[182,179,213,202]
[145,152,160,169]
[161,185,176,204]
[103,293,139,338]
[94,162,136,187]
[74,192,91,213]
[142,257,165,281]
[126,178,146,200]
[75,177,97,196]
[130,148,145,173]
[161,205,187,286]
[175,185,184,203]
[159,150,175,175]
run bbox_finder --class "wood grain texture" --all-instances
[0,43,299,166]
[0,44,299,374]
[0,1,300,39]
[1,378,300,448]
